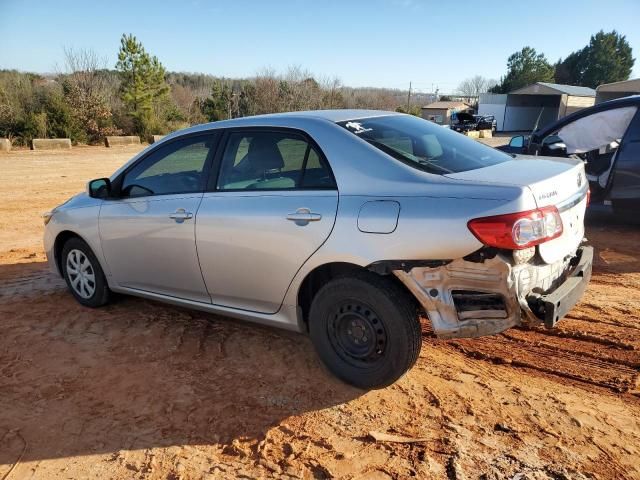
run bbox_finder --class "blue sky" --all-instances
[1,0,638,92]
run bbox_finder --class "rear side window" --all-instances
[216,131,335,190]
[338,115,510,174]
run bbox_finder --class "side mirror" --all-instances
[509,135,525,148]
[87,178,111,199]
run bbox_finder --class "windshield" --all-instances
[338,115,510,174]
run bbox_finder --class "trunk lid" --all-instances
[446,156,588,264]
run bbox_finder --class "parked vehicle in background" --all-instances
[498,96,640,219]
[44,110,592,389]
[452,113,497,133]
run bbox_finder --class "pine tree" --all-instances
[115,34,169,134]
[554,31,634,88]
[491,47,554,93]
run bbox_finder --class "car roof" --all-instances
[245,109,398,122]
[172,109,400,138]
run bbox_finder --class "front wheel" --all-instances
[61,237,111,307]
[308,271,421,389]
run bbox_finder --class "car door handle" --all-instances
[168,208,193,223]
[286,208,322,224]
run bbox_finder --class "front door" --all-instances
[100,133,218,303]
[196,129,338,313]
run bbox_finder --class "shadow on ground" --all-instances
[0,262,362,465]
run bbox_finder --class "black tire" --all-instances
[308,271,421,389]
[61,237,111,307]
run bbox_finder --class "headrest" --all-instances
[248,135,284,171]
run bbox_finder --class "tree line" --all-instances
[0,34,420,145]
[489,30,634,94]
[455,30,634,98]
[1,30,634,145]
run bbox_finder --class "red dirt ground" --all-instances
[0,147,638,479]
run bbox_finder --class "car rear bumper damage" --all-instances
[393,246,593,339]
[526,246,593,328]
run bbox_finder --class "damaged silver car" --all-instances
[43,110,592,389]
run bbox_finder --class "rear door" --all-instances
[608,107,640,210]
[196,128,338,313]
[100,133,218,302]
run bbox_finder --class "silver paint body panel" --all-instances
[357,200,400,234]
[196,190,338,313]
[99,193,210,303]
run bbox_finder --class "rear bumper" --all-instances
[393,245,592,339]
[529,246,593,328]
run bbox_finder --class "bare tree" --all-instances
[456,75,498,97]
[62,47,110,98]
[61,47,120,142]
[251,67,281,114]
[319,75,344,109]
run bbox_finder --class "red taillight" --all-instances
[586,188,591,206]
[468,206,563,250]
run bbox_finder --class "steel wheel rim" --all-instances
[66,249,96,299]
[327,300,387,367]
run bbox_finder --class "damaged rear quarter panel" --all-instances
[394,250,577,339]
[284,185,535,312]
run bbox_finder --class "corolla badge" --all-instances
[538,191,558,200]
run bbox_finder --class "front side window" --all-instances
[339,115,510,174]
[217,131,334,190]
[121,135,215,198]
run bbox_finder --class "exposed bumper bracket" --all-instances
[530,246,593,328]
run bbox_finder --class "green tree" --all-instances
[555,30,634,88]
[201,80,232,121]
[395,104,421,117]
[554,50,585,85]
[115,34,169,134]
[491,47,554,93]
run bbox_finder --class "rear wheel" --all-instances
[308,271,421,389]
[61,238,111,307]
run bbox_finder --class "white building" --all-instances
[478,82,596,132]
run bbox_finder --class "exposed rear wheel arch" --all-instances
[297,261,420,331]
[308,269,422,389]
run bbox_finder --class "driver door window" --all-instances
[122,135,215,198]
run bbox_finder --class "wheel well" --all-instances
[297,262,420,331]
[53,230,82,274]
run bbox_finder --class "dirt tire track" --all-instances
[504,328,640,367]
[450,335,638,392]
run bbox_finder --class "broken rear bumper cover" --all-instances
[527,246,593,329]
[393,246,593,339]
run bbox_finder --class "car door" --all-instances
[196,128,338,314]
[540,105,638,198]
[608,107,640,211]
[99,133,218,302]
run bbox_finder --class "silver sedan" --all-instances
[44,110,592,388]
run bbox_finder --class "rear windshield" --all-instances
[338,115,510,174]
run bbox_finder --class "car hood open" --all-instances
[455,112,475,123]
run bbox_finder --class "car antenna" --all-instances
[531,107,544,135]
[527,107,544,151]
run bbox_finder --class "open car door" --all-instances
[537,103,639,212]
